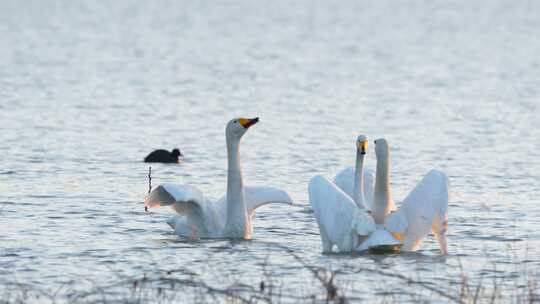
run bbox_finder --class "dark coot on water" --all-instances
[144,148,182,163]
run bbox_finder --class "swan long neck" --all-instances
[225,136,249,237]
[373,150,391,224]
[352,149,367,209]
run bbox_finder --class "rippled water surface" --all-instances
[1,0,540,302]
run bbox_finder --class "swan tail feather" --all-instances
[434,227,448,255]
[432,203,449,254]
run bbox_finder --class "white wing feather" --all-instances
[333,167,375,209]
[309,175,375,252]
[144,183,208,236]
[145,183,205,213]
[244,186,293,217]
[395,170,449,253]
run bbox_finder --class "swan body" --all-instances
[144,118,293,239]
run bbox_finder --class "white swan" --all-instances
[376,138,449,254]
[309,136,382,253]
[144,117,293,239]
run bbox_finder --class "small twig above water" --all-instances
[148,166,152,194]
[145,166,152,213]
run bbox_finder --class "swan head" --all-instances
[226,117,259,140]
[356,135,369,155]
[374,138,389,159]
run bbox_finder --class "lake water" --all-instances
[1,0,540,302]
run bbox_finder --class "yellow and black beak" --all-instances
[239,117,259,129]
[357,140,369,155]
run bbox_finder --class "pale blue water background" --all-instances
[1,0,540,302]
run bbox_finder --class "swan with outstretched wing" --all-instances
[144,117,293,239]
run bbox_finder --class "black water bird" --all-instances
[144,148,182,163]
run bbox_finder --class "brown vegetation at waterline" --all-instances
[1,244,538,304]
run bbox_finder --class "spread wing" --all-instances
[244,186,293,217]
[333,167,375,209]
[391,170,449,254]
[309,175,375,252]
[144,183,206,218]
